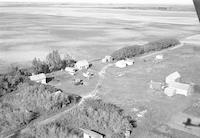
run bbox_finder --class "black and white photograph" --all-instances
[0,0,200,138]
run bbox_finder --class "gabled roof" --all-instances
[168,82,191,91]
[30,73,46,80]
[80,128,104,138]
[75,60,89,66]
[166,72,181,83]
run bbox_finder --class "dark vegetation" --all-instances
[0,82,81,133]
[32,50,76,74]
[0,67,31,97]
[111,38,180,60]
[20,99,136,138]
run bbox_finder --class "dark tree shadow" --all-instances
[46,77,54,83]
[183,118,200,128]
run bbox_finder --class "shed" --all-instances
[29,73,46,84]
[80,128,104,138]
[165,72,181,84]
[155,55,163,60]
[75,60,89,70]
[115,60,127,68]
[168,82,192,96]
[125,59,134,66]
[149,80,163,91]
[164,87,176,97]
[102,56,113,63]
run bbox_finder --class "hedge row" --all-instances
[111,38,180,61]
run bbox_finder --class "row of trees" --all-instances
[111,38,180,60]
[32,50,76,74]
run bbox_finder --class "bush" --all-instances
[111,45,144,60]
[0,67,31,97]
[46,50,63,72]
[144,38,180,52]
[32,58,50,74]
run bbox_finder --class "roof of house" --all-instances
[29,73,46,80]
[168,82,191,91]
[115,60,127,68]
[75,60,89,66]
[166,72,181,83]
[80,128,104,138]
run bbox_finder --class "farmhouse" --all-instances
[29,73,46,84]
[165,72,181,84]
[115,60,127,68]
[168,82,192,96]
[75,60,89,70]
[80,128,104,138]
[65,67,77,75]
[102,55,113,63]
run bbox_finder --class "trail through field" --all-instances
[79,63,113,105]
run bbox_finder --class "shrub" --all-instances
[46,50,63,72]
[111,45,144,60]
[0,67,31,97]
[32,58,50,74]
[144,38,180,52]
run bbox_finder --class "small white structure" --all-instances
[80,128,104,138]
[102,55,113,63]
[115,60,127,68]
[65,67,77,75]
[125,130,132,138]
[164,87,176,97]
[165,72,181,84]
[149,80,163,91]
[75,60,89,70]
[155,55,163,60]
[124,59,134,66]
[168,82,192,96]
[29,73,46,84]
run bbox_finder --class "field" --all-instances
[1,3,200,138]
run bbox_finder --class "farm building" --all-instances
[80,128,104,138]
[75,60,89,70]
[29,73,46,84]
[65,67,77,75]
[115,60,127,68]
[168,82,193,96]
[164,87,176,97]
[102,55,113,63]
[149,80,163,91]
[124,59,134,66]
[165,72,181,84]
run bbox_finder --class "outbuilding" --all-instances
[164,87,176,97]
[29,73,46,84]
[168,82,192,96]
[165,72,181,84]
[65,67,77,75]
[115,60,127,68]
[124,59,134,66]
[102,56,113,63]
[80,128,105,138]
[75,60,90,70]
[149,80,163,91]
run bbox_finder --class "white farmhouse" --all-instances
[115,60,127,68]
[80,128,104,138]
[29,73,46,84]
[75,60,89,70]
[165,72,181,84]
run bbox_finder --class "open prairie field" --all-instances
[0,3,200,72]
